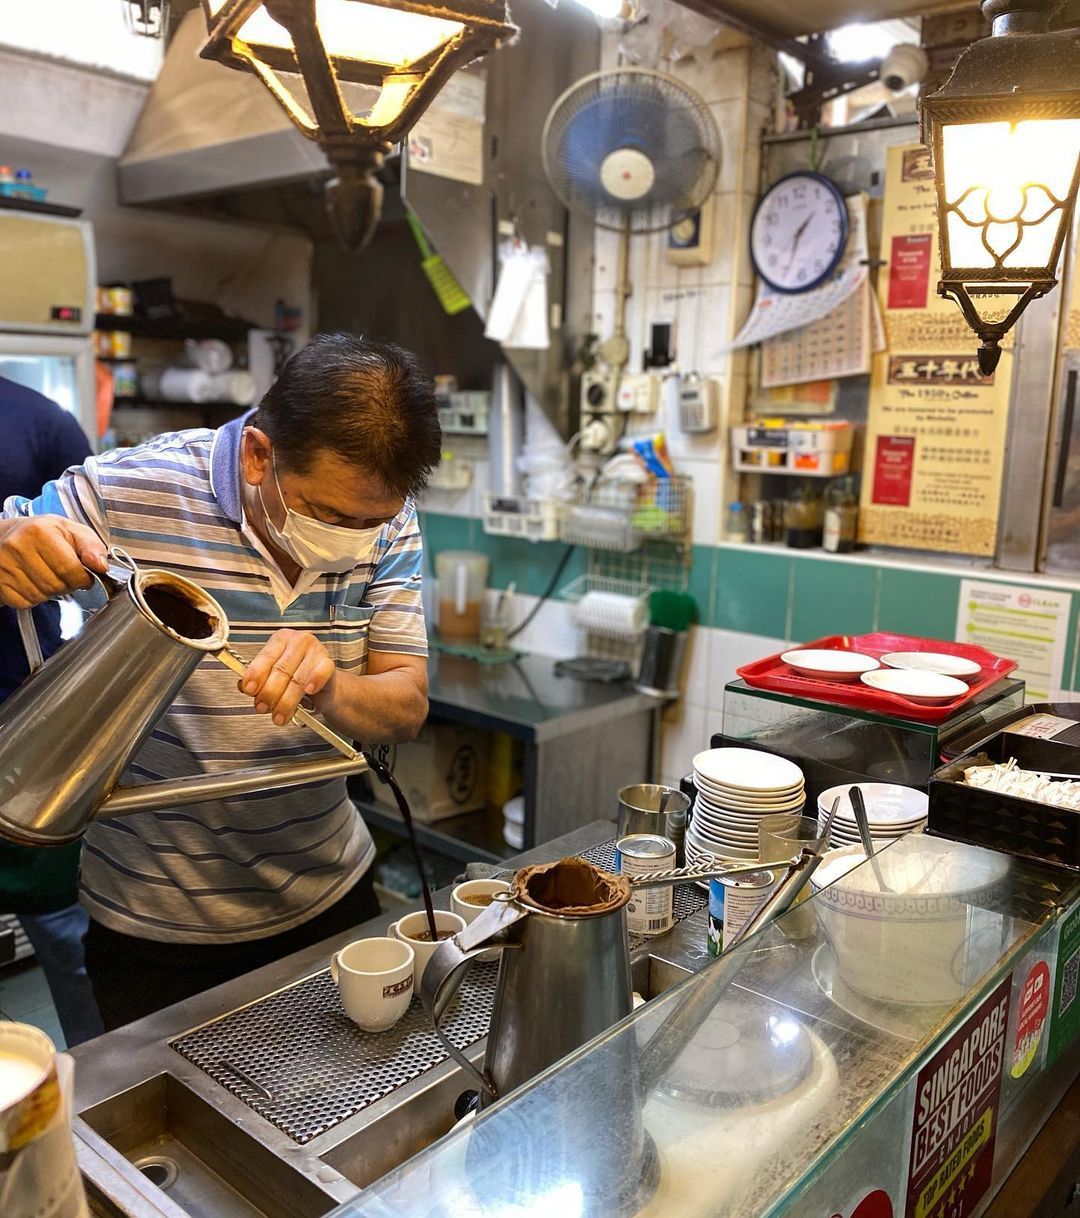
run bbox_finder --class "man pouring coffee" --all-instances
[0,334,441,1029]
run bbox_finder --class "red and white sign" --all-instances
[872,435,915,507]
[905,977,1011,1218]
[888,234,932,310]
[1011,961,1051,1078]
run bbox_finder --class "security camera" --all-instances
[879,43,929,92]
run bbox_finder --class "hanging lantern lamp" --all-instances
[921,0,1080,375]
[200,0,515,249]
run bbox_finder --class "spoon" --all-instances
[849,785,891,892]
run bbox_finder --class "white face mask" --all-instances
[258,456,383,574]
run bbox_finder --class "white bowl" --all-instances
[816,782,928,828]
[781,649,880,682]
[692,748,804,792]
[809,838,1009,1006]
[881,651,981,680]
[860,668,968,704]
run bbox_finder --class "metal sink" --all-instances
[318,951,694,1190]
[80,1073,335,1218]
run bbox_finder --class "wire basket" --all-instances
[560,476,691,552]
[560,573,651,640]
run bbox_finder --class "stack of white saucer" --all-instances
[816,782,928,848]
[686,748,806,862]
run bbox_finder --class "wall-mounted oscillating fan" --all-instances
[542,68,721,450]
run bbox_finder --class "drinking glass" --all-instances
[758,814,825,940]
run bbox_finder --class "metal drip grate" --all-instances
[579,839,708,945]
[170,841,704,1144]
[171,962,499,1145]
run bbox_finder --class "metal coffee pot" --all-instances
[421,857,635,1109]
[0,549,367,846]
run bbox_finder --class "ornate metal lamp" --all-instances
[201,0,515,249]
[921,0,1080,374]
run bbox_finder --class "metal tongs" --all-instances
[629,857,800,889]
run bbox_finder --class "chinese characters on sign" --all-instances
[858,144,1013,556]
[905,978,1010,1218]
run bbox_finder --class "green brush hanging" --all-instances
[406,211,471,316]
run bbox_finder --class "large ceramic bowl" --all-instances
[809,837,1009,1007]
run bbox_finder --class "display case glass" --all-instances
[719,678,1026,805]
[323,835,1078,1218]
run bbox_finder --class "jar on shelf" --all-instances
[784,483,824,550]
[725,501,749,543]
[823,477,859,554]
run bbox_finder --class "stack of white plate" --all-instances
[687,748,806,861]
[816,782,928,848]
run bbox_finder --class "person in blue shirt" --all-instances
[0,374,105,1046]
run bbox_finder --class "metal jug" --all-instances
[0,550,367,846]
[421,857,634,1108]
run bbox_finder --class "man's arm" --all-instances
[0,465,110,609]
[238,634,427,744]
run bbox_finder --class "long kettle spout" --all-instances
[0,551,367,846]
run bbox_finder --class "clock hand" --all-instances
[786,215,813,270]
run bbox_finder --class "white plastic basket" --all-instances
[560,574,650,640]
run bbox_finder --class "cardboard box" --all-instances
[372,724,489,822]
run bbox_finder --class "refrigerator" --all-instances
[0,210,97,445]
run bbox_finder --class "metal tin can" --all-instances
[707,869,775,956]
[616,833,675,937]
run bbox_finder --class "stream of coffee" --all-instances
[363,752,439,942]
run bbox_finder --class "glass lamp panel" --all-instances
[942,118,1080,271]
[236,0,462,69]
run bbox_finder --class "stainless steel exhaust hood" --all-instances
[118,10,329,205]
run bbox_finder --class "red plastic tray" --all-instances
[736,632,1018,724]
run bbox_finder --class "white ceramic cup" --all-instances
[452,879,512,961]
[389,910,467,980]
[331,937,415,1033]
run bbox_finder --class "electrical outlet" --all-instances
[617,372,660,415]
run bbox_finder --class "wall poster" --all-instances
[858,144,1014,556]
[406,71,486,186]
[955,579,1071,701]
[1048,898,1080,1066]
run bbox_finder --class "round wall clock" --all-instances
[749,171,849,294]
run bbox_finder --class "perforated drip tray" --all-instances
[171,841,705,1145]
[171,962,499,1145]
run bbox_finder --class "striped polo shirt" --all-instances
[5,416,427,943]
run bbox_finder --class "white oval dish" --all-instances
[816,782,928,827]
[881,651,981,680]
[781,649,880,682]
[860,668,967,704]
[692,747,804,792]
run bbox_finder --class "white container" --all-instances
[810,837,1010,1006]
[781,649,880,682]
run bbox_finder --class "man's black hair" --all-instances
[253,333,441,499]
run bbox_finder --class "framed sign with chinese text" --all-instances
[858,145,1013,556]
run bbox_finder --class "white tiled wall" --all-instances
[590,36,775,547]
[659,625,787,787]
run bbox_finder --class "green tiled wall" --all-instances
[417,511,1080,688]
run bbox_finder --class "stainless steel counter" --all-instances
[364,654,663,862]
[73,820,683,1218]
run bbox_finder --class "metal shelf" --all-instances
[94,313,256,342]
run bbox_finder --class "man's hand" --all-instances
[239,629,336,727]
[0,515,108,610]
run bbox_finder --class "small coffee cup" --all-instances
[331,937,415,1033]
[389,910,466,979]
[451,880,511,961]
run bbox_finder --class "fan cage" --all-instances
[542,67,721,234]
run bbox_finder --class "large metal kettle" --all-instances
[421,857,635,1108]
[0,549,367,846]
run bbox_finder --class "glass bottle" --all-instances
[784,483,824,549]
[823,477,859,553]
[725,501,749,543]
